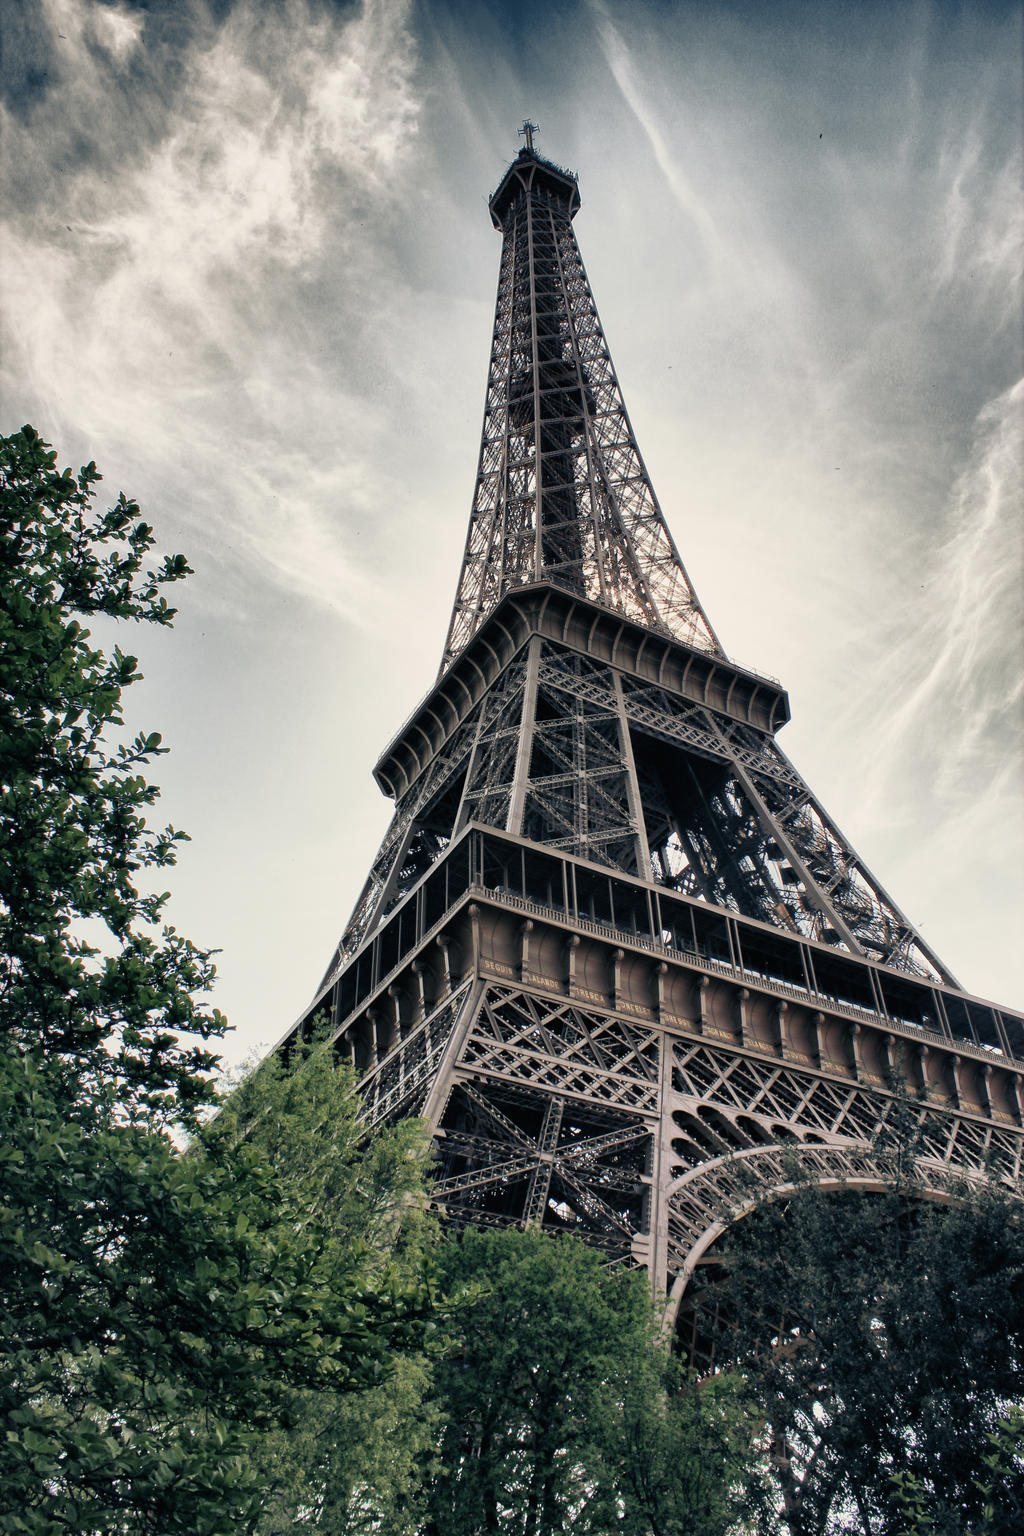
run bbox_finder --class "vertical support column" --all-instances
[410,959,429,1024]
[566,934,582,998]
[383,986,401,1056]
[932,988,955,1043]
[736,987,751,1048]
[868,966,887,1019]
[772,1000,788,1059]
[522,1097,564,1226]
[653,961,669,1022]
[810,1011,824,1070]
[917,1043,932,1100]
[338,1029,356,1067]
[613,670,652,879]
[612,948,626,1010]
[698,975,712,1036]
[364,1007,380,1073]
[436,934,453,998]
[649,1023,674,1304]
[506,635,542,835]
[848,1022,864,1083]
[519,919,535,983]
[467,903,482,975]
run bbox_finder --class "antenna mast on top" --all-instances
[518,118,539,152]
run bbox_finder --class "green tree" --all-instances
[0,424,221,1122]
[606,1354,763,1536]
[889,1407,1024,1536]
[422,1226,756,1536]
[3,1043,437,1535]
[247,1354,438,1536]
[210,1043,440,1536]
[698,1149,1024,1536]
[0,429,436,1534]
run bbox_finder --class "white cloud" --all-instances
[872,378,1024,800]
[89,1,143,61]
[588,0,725,266]
[39,0,143,61]
[2,0,420,612]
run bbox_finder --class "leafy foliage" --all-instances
[606,1353,763,1536]
[2,1038,436,1535]
[246,1353,438,1536]
[699,1145,1024,1536]
[211,1042,440,1536]
[889,1407,1024,1535]
[0,423,223,1123]
[0,431,437,1535]
[421,1226,756,1536]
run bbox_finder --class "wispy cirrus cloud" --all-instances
[587,0,726,268]
[2,0,420,615]
[863,379,1023,809]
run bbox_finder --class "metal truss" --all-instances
[667,1035,1023,1191]
[441,149,721,671]
[317,701,486,989]
[667,1138,995,1373]
[453,652,531,833]
[358,984,473,1129]
[522,643,948,979]
[372,976,1021,1289]
[318,628,953,998]
[295,143,1022,1345]
[527,642,950,981]
[461,984,662,1115]
[321,655,536,990]
[521,647,641,873]
[433,1009,652,1261]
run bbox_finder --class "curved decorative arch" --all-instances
[663,1140,973,1331]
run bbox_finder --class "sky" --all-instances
[2,0,1022,1068]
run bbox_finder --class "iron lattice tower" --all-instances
[289,140,1024,1353]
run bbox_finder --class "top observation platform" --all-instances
[489,147,581,228]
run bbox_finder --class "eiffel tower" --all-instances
[290,131,1023,1353]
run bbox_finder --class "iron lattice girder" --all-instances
[323,892,1022,1270]
[291,146,1023,1337]
[377,587,790,801]
[432,1068,650,1258]
[302,829,1022,1326]
[320,588,786,988]
[443,149,721,668]
[309,823,1023,1091]
[322,583,952,988]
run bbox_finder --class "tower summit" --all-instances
[445,136,721,674]
[287,143,1023,1341]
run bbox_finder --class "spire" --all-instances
[518,118,539,152]
[311,142,961,991]
[440,144,722,674]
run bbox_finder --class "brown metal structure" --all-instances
[288,138,1024,1342]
